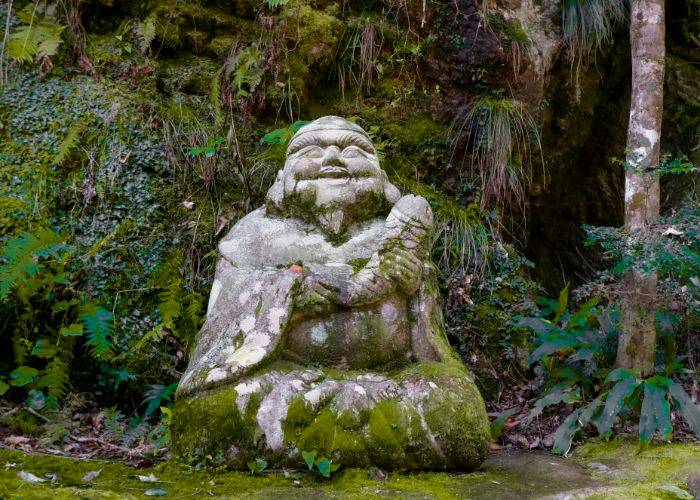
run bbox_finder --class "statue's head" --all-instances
[266,116,401,239]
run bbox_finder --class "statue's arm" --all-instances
[338,195,433,308]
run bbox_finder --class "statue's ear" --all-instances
[266,170,284,211]
[384,181,402,204]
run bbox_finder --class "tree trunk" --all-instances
[616,0,665,376]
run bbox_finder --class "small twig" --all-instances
[26,407,51,423]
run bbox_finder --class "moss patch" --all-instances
[8,442,698,498]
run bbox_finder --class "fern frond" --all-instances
[0,229,67,300]
[137,16,156,54]
[81,304,115,360]
[37,355,70,410]
[9,24,65,64]
[53,118,87,165]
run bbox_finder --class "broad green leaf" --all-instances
[604,367,636,383]
[31,338,57,359]
[10,366,39,387]
[60,323,84,336]
[552,408,583,454]
[569,296,600,327]
[513,317,553,335]
[668,381,700,437]
[302,450,316,470]
[490,407,518,441]
[247,458,267,474]
[528,337,579,364]
[639,380,671,445]
[553,284,569,323]
[315,457,332,478]
[528,385,580,422]
[0,380,9,395]
[595,376,639,435]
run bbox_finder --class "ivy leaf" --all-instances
[595,376,639,435]
[314,457,332,478]
[302,450,316,470]
[9,366,39,387]
[60,323,84,337]
[246,458,267,474]
[31,338,57,359]
[490,407,518,442]
[668,381,700,437]
[639,378,672,446]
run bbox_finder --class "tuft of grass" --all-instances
[334,16,383,97]
[449,97,543,216]
[394,177,499,278]
[562,0,627,68]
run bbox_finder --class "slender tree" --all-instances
[617,0,665,376]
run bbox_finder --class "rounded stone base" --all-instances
[172,362,490,471]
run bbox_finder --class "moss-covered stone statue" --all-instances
[172,116,490,470]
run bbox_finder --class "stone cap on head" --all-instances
[286,116,375,156]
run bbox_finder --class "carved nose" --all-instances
[321,146,343,168]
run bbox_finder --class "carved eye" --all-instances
[341,146,363,158]
[299,146,323,158]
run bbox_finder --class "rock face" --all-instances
[172,116,490,470]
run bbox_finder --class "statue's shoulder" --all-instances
[217,206,306,259]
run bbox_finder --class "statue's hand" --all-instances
[294,274,338,316]
[379,247,423,295]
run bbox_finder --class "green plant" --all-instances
[449,97,543,214]
[247,458,267,474]
[301,450,340,478]
[223,44,263,99]
[396,177,498,278]
[8,3,65,67]
[562,0,627,68]
[518,287,700,453]
[0,229,114,409]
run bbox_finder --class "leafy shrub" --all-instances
[518,287,700,453]
[0,229,114,409]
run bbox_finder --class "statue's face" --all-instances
[267,117,400,238]
[282,128,385,207]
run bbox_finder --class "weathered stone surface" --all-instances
[173,116,490,470]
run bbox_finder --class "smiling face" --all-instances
[266,117,400,239]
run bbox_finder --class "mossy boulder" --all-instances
[172,361,490,471]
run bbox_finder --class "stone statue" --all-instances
[172,117,490,470]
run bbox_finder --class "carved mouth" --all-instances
[318,166,351,178]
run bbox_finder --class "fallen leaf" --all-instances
[5,435,31,445]
[662,227,683,236]
[18,471,45,483]
[138,474,160,482]
[83,470,101,482]
[145,487,168,496]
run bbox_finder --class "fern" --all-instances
[81,304,115,360]
[224,44,263,98]
[53,118,87,165]
[9,24,65,64]
[0,229,67,300]
[137,16,156,54]
[37,355,70,410]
